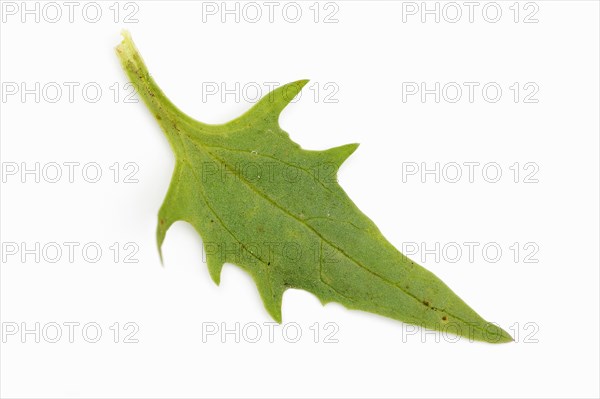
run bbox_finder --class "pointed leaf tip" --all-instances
[494,326,515,344]
[322,142,360,167]
[272,79,309,111]
[249,79,309,122]
[253,275,284,323]
[206,256,224,286]
[156,223,167,267]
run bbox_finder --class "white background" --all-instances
[1,1,599,398]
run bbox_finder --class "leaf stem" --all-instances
[115,30,191,153]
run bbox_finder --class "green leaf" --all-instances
[116,31,512,344]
